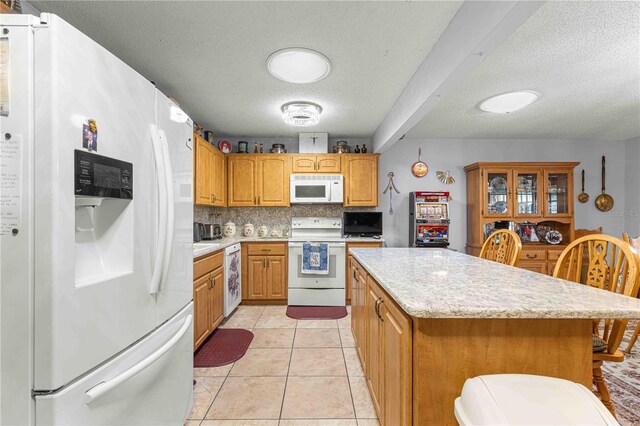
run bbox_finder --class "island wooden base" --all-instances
[412,318,592,425]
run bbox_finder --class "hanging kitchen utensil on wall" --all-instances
[577,169,589,203]
[436,170,455,185]
[383,172,400,214]
[411,147,429,177]
[595,156,614,212]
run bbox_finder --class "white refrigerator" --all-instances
[1,13,194,425]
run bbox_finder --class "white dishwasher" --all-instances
[224,243,242,316]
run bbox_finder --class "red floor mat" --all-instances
[286,305,348,320]
[194,328,253,368]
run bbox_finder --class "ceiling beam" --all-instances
[372,0,545,153]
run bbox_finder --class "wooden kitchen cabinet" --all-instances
[350,258,366,371]
[244,242,288,303]
[465,162,578,275]
[228,155,258,206]
[380,293,412,426]
[365,275,384,418]
[351,264,412,425]
[257,155,289,206]
[342,154,379,207]
[228,154,289,207]
[193,273,212,349]
[291,154,341,173]
[194,133,226,206]
[193,250,225,351]
[346,241,382,304]
[247,256,267,299]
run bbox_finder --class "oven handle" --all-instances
[288,242,346,248]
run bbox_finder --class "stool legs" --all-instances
[624,322,640,353]
[593,361,616,418]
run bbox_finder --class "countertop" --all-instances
[349,248,640,319]
[194,236,384,258]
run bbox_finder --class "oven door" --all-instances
[288,242,346,288]
[290,181,330,203]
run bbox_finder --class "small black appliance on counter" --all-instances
[202,224,222,240]
[342,212,382,237]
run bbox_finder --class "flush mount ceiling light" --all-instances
[267,48,331,84]
[281,102,322,127]
[479,91,539,114]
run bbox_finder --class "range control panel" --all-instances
[74,150,133,199]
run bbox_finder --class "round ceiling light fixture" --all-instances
[281,102,322,127]
[267,48,331,84]
[479,91,539,114]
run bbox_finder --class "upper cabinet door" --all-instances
[194,135,213,206]
[483,169,513,217]
[257,155,289,206]
[228,156,257,206]
[514,170,543,218]
[211,148,226,206]
[291,155,317,173]
[544,170,573,217]
[343,155,379,207]
[316,155,341,173]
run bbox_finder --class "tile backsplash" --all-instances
[194,205,374,234]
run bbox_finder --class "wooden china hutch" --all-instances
[465,162,579,275]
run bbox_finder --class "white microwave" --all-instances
[290,174,343,204]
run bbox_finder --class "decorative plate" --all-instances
[489,176,507,191]
[545,230,563,245]
[494,201,507,213]
[218,139,232,153]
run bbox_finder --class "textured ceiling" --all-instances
[32,0,462,138]
[406,1,640,140]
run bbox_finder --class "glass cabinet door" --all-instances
[485,170,512,217]
[545,171,572,216]
[514,171,542,217]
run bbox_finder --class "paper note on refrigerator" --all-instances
[0,38,10,116]
[1,134,22,235]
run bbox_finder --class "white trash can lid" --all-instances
[454,374,618,425]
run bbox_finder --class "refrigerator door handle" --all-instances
[84,314,193,404]
[158,129,175,287]
[150,126,168,295]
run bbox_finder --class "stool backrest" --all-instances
[623,233,640,253]
[575,227,603,240]
[479,229,523,267]
[553,234,640,353]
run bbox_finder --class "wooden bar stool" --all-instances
[553,234,640,418]
[479,229,522,267]
[622,233,640,353]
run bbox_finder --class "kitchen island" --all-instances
[348,248,640,426]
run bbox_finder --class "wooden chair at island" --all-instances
[622,233,640,354]
[553,234,640,418]
[574,227,604,239]
[479,229,522,267]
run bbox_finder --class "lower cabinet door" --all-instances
[356,267,368,372]
[210,266,225,329]
[365,278,383,417]
[381,297,412,426]
[519,261,548,275]
[193,274,211,350]
[266,256,286,299]
[248,256,267,299]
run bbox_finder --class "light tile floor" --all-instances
[188,305,379,426]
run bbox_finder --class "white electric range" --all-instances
[288,217,346,306]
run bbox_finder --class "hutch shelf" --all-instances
[465,162,579,275]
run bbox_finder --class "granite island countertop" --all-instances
[349,247,640,319]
